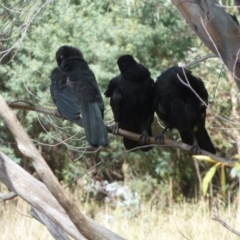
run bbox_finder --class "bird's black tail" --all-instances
[81,102,108,147]
[194,126,216,154]
[123,125,152,152]
[179,127,215,154]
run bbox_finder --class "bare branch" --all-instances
[212,206,240,237]
[6,99,234,165]
[112,127,233,165]
[8,100,62,118]
[184,53,216,68]
[0,95,123,240]
[0,150,124,240]
[30,208,71,240]
[0,191,17,201]
[0,150,84,240]
[172,0,240,89]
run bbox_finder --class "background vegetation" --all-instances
[0,1,240,238]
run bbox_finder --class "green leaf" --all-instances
[202,163,220,196]
[221,164,226,199]
[193,155,217,163]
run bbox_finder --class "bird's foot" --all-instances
[139,131,149,144]
[189,144,200,155]
[155,134,165,144]
[111,122,119,135]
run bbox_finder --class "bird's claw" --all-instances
[189,144,199,155]
[139,131,149,144]
[155,134,164,144]
[111,122,119,135]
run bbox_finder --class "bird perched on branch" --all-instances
[52,45,108,148]
[105,54,154,151]
[154,66,216,154]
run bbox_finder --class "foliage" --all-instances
[0,0,239,200]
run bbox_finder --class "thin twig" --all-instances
[8,100,62,118]
[184,53,216,68]
[212,205,240,237]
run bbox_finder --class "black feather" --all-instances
[50,67,82,126]
[154,66,215,154]
[53,45,108,147]
[105,55,154,151]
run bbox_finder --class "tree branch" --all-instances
[0,191,17,201]
[8,100,62,119]
[172,0,240,89]
[6,100,234,165]
[212,206,240,237]
[0,150,124,240]
[0,150,84,240]
[0,95,123,240]
[30,208,71,240]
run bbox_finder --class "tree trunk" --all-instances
[172,0,240,89]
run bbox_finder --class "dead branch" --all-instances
[31,208,71,240]
[172,0,240,89]
[0,95,123,240]
[112,127,233,164]
[0,150,125,239]
[184,53,216,68]
[8,100,62,119]
[6,100,234,165]
[0,191,17,201]
[212,205,240,237]
[0,150,84,240]
[0,148,124,240]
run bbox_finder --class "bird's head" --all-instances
[117,54,137,73]
[55,45,83,66]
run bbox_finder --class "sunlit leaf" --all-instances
[193,155,217,163]
[202,163,220,196]
[221,164,226,199]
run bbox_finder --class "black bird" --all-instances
[154,66,216,154]
[54,45,108,147]
[105,54,154,151]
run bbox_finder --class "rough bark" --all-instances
[0,151,84,240]
[0,150,125,240]
[172,0,240,89]
[31,208,71,240]
[0,95,124,240]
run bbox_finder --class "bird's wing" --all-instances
[104,75,121,97]
[55,85,82,123]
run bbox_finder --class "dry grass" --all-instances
[0,197,52,240]
[1,194,240,240]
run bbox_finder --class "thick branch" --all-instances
[172,0,240,89]
[0,151,84,240]
[0,150,123,240]
[31,208,71,240]
[0,95,123,240]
